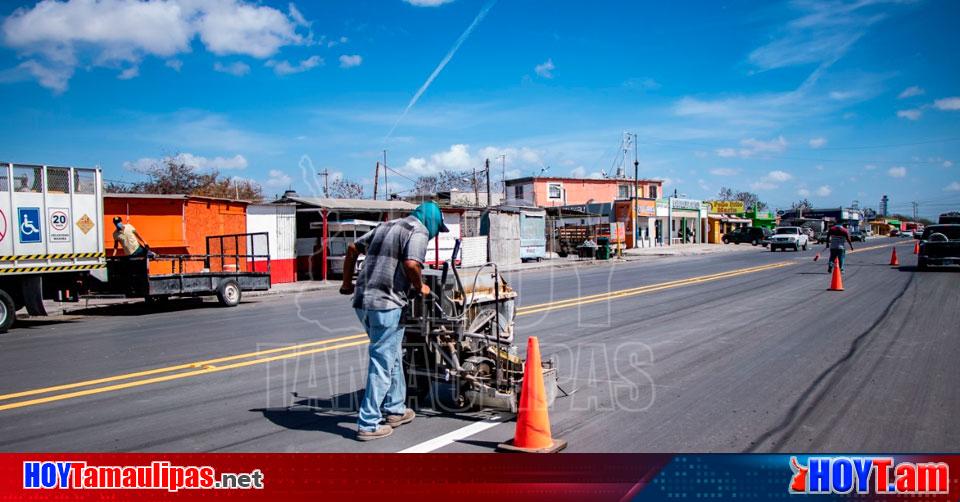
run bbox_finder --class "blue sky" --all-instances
[0,0,958,217]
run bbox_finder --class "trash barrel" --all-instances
[596,237,611,260]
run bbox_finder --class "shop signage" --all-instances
[708,201,745,213]
[670,198,701,211]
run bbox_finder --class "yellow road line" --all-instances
[0,248,896,412]
[0,333,368,402]
[0,340,370,412]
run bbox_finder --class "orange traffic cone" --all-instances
[828,258,844,291]
[889,248,899,266]
[497,336,567,453]
[914,241,920,255]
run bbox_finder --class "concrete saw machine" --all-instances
[402,240,559,413]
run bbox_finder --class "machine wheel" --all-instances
[0,289,16,333]
[722,237,730,244]
[752,238,759,246]
[217,280,242,307]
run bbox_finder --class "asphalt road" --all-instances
[1,237,957,453]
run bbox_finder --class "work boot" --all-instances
[386,409,416,428]
[357,425,393,441]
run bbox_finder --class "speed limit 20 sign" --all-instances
[48,208,71,243]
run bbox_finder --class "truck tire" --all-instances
[722,236,730,244]
[752,238,759,246]
[217,279,241,307]
[0,289,16,333]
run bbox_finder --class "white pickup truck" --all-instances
[768,226,809,252]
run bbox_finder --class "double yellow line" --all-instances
[0,257,823,412]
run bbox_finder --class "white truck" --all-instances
[768,226,809,252]
[0,163,104,332]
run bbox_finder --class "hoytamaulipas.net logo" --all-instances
[789,456,949,495]
[23,461,264,492]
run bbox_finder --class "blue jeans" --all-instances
[355,308,407,432]
[828,248,846,271]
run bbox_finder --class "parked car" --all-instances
[850,231,865,242]
[917,224,960,270]
[890,229,900,237]
[721,226,772,246]
[769,226,809,251]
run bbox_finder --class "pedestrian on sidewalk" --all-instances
[339,201,448,441]
[825,223,854,273]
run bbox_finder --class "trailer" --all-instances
[100,233,271,306]
[0,163,105,332]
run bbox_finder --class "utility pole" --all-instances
[473,166,479,206]
[318,169,330,198]
[633,132,639,248]
[485,158,492,208]
[382,150,388,200]
[373,161,380,200]
[912,201,919,222]
[499,154,506,197]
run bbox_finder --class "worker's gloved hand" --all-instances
[339,283,355,295]
[420,284,431,297]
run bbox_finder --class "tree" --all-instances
[107,156,263,201]
[415,169,476,194]
[329,177,364,198]
[716,186,767,211]
[792,198,812,210]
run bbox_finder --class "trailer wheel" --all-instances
[217,280,241,307]
[0,289,16,333]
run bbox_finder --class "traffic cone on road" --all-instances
[914,241,920,255]
[497,337,567,453]
[828,258,844,291]
[889,248,899,266]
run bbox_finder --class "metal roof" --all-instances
[104,193,250,204]
[279,195,416,212]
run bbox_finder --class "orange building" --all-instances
[104,194,249,274]
[504,176,663,208]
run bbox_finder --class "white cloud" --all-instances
[933,97,960,111]
[829,90,857,101]
[864,164,877,171]
[0,0,307,91]
[887,166,907,178]
[709,168,739,176]
[797,188,811,197]
[117,66,139,80]
[213,61,250,76]
[816,185,832,197]
[898,86,924,99]
[697,179,710,191]
[165,59,183,72]
[401,144,545,178]
[124,152,248,172]
[534,58,555,79]
[338,54,362,68]
[945,160,954,168]
[808,137,827,149]
[265,169,292,188]
[897,109,922,121]
[945,181,960,192]
[403,0,454,6]
[623,77,661,90]
[767,170,793,182]
[570,166,586,178]
[717,135,788,158]
[750,181,778,191]
[266,55,322,75]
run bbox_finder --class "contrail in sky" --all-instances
[385,0,497,141]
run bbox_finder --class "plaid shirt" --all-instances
[352,216,430,310]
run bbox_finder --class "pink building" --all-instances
[504,176,663,207]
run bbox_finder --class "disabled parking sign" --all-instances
[18,207,42,243]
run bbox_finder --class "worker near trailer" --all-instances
[824,222,854,273]
[111,216,150,257]
[339,201,449,441]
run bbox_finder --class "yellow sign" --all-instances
[708,201,745,213]
[76,214,94,235]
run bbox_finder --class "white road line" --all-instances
[397,415,505,453]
